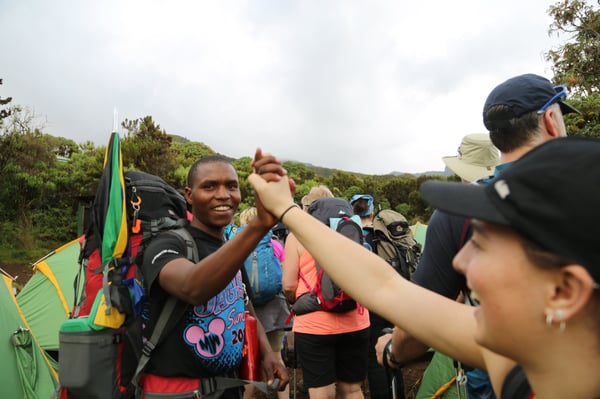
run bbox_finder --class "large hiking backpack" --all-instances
[58,170,190,399]
[73,170,188,320]
[236,226,283,306]
[292,197,364,315]
[371,209,422,280]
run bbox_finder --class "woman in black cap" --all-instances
[249,137,600,399]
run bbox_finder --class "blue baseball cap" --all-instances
[483,74,580,130]
[350,194,374,217]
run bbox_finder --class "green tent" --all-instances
[1,274,59,399]
[16,238,82,351]
[410,222,428,250]
[414,351,466,399]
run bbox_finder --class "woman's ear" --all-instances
[547,265,596,322]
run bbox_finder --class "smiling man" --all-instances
[140,155,288,398]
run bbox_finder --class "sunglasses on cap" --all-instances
[537,85,567,115]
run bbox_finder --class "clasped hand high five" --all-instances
[250,148,296,219]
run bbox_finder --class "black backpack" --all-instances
[59,170,191,399]
[292,198,364,315]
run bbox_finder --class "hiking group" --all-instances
[54,71,599,399]
[248,73,600,399]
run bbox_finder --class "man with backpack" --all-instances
[375,73,579,398]
[139,155,288,399]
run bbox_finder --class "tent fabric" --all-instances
[1,274,59,399]
[16,238,82,351]
[410,222,428,250]
[415,351,467,399]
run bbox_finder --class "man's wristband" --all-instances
[383,338,402,369]
[279,204,300,223]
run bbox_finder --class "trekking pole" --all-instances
[390,372,398,399]
[283,331,297,399]
[292,366,297,399]
[453,360,467,399]
[381,328,399,399]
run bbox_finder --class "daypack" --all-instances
[271,221,289,245]
[58,170,190,399]
[292,197,364,315]
[370,209,421,280]
[236,226,283,306]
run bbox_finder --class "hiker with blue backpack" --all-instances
[281,185,370,399]
[238,207,291,399]
[375,74,579,399]
[139,155,288,399]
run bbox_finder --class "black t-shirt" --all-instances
[141,225,247,378]
[501,365,532,399]
[412,210,469,299]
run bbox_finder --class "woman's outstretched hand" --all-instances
[249,148,296,218]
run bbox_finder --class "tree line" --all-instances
[0,109,446,262]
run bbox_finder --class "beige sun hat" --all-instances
[442,134,500,183]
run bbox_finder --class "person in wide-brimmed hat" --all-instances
[442,133,500,183]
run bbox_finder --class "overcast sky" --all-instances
[1,0,565,174]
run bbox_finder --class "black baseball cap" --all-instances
[420,136,600,282]
[483,74,580,130]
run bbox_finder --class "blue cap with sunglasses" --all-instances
[483,73,580,130]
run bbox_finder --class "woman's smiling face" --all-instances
[453,220,553,359]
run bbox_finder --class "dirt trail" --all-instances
[0,263,34,287]
[256,360,428,399]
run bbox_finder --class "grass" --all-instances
[0,241,62,265]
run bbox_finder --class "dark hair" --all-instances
[521,238,573,270]
[352,199,370,216]
[521,238,600,327]
[485,105,543,153]
[187,155,233,187]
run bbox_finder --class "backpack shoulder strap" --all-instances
[130,225,199,392]
[298,268,314,292]
[131,296,184,390]
[168,225,200,263]
[457,218,478,306]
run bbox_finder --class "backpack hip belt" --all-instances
[140,373,280,399]
[140,374,218,399]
